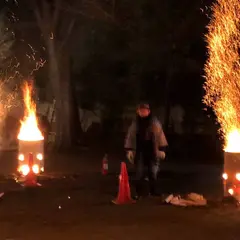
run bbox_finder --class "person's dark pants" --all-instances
[135,149,159,196]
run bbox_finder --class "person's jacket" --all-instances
[124,117,168,155]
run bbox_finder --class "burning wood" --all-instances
[17,82,44,176]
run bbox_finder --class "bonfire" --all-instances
[17,82,44,176]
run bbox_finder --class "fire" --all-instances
[17,82,44,141]
[203,0,240,152]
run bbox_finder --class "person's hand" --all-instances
[157,151,166,160]
[126,151,134,164]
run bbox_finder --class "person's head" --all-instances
[136,103,151,118]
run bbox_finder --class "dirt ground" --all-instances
[0,150,239,240]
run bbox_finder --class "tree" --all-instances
[26,0,77,148]
[16,0,115,149]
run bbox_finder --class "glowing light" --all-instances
[228,188,234,195]
[225,130,240,153]
[203,0,240,152]
[222,173,228,180]
[36,153,43,161]
[40,167,44,172]
[17,82,44,141]
[32,164,39,174]
[19,164,30,176]
[18,154,24,161]
[236,173,240,181]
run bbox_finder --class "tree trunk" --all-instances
[47,39,63,148]
[47,39,81,149]
[70,75,82,145]
[59,50,72,148]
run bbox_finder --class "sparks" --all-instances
[203,0,240,152]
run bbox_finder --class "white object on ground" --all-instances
[165,193,207,207]
[165,194,174,203]
[169,196,188,207]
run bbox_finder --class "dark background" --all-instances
[0,0,223,165]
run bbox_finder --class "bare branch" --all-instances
[42,0,51,21]
[87,0,115,21]
[32,0,56,42]
[53,0,62,29]
[30,0,44,31]
[62,5,94,18]
[32,0,50,37]
[112,0,115,20]
[59,19,76,51]
[34,8,42,29]
[62,0,115,23]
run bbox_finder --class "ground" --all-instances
[0,150,239,240]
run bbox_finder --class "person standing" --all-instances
[124,103,168,199]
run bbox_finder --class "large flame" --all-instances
[17,82,44,141]
[204,0,240,152]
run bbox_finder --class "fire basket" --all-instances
[17,82,45,179]
[18,139,44,176]
[223,152,240,201]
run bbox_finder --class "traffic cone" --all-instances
[112,162,135,204]
[102,154,108,175]
[25,171,37,187]
[24,153,37,187]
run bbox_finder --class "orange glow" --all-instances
[17,82,44,141]
[18,164,30,176]
[32,164,40,174]
[36,153,43,160]
[222,173,228,180]
[203,0,240,152]
[236,173,240,181]
[228,188,234,195]
[225,130,240,153]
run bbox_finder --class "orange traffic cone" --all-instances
[25,171,37,187]
[102,154,108,175]
[112,162,135,204]
[24,153,37,187]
